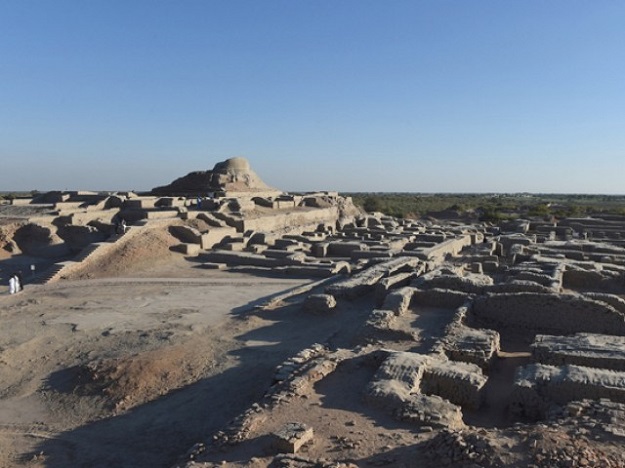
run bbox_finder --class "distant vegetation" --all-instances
[345,193,625,221]
[0,190,40,201]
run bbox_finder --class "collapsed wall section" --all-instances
[420,359,487,410]
[364,351,486,428]
[326,257,419,299]
[511,363,625,419]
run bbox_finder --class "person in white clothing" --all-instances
[8,275,17,294]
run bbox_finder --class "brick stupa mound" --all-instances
[152,156,281,197]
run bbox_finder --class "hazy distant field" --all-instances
[347,192,625,220]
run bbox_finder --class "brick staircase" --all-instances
[30,226,137,285]
[30,262,70,284]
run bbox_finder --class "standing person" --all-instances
[116,217,127,235]
[8,274,16,294]
[16,271,23,291]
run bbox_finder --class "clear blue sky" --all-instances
[1,1,624,193]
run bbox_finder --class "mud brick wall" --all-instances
[472,293,625,335]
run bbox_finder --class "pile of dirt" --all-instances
[79,340,215,413]
[151,156,278,196]
[526,425,624,467]
[66,224,182,279]
[184,218,212,232]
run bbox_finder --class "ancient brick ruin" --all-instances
[3,158,625,466]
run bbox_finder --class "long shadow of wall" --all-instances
[34,292,374,467]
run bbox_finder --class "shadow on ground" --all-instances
[33,292,375,467]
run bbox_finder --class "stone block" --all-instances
[381,286,416,316]
[303,294,337,313]
[246,244,268,254]
[327,241,368,257]
[274,238,302,249]
[172,243,201,256]
[395,394,464,429]
[482,260,499,273]
[222,241,245,251]
[144,210,179,219]
[124,198,157,209]
[169,225,202,244]
[262,248,297,258]
[272,422,314,454]
[311,242,329,257]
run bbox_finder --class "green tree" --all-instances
[363,196,382,213]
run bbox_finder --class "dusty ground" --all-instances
[0,225,323,467]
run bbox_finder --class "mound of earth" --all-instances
[78,340,216,414]
[152,156,279,196]
[65,223,183,279]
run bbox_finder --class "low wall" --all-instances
[563,267,624,291]
[169,225,202,244]
[327,241,367,257]
[241,207,340,235]
[201,227,238,249]
[69,209,119,226]
[375,272,418,306]
[199,250,299,268]
[413,235,473,261]
[472,292,625,335]
[511,363,625,419]
[585,293,625,315]
[381,286,416,315]
[412,288,470,309]
[326,257,419,299]
[415,272,493,294]
[420,359,487,410]
[364,351,483,426]
[532,333,625,371]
